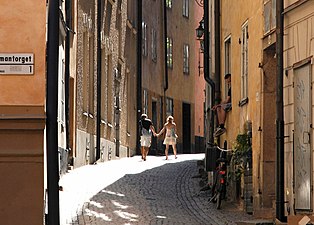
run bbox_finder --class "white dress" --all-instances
[163,127,177,145]
[140,128,152,147]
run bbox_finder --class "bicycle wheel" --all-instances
[211,194,217,203]
[216,192,221,209]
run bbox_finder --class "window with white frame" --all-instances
[89,35,95,115]
[166,97,173,117]
[58,58,65,127]
[241,22,248,102]
[224,37,231,97]
[264,0,276,34]
[183,44,189,74]
[167,37,173,68]
[142,22,148,56]
[82,32,88,113]
[183,0,189,17]
[151,28,157,62]
[143,89,148,115]
[166,0,172,8]
[224,37,231,74]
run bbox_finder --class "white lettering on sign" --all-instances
[0,53,34,74]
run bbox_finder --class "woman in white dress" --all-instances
[157,116,178,160]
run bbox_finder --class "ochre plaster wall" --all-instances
[0,1,46,224]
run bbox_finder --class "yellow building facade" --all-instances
[214,0,277,218]
[141,1,198,154]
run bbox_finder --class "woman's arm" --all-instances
[157,125,165,137]
[150,125,157,136]
[174,124,178,137]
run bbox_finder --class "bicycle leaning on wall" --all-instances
[208,145,231,209]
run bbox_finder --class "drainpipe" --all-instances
[214,0,221,107]
[163,0,168,92]
[136,0,142,155]
[162,0,168,131]
[96,0,102,160]
[46,0,60,224]
[276,0,286,222]
[204,0,216,144]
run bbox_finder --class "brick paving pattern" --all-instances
[68,155,253,225]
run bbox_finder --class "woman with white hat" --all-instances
[157,115,178,160]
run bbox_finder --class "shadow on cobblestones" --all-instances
[71,158,253,225]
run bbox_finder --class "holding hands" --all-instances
[152,130,158,137]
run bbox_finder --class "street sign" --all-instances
[0,53,34,75]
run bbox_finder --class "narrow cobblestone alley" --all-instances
[64,154,253,225]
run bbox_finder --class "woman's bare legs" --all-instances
[144,147,149,161]
[165,144,169,160]
[141,146,145,160]
[173,144,177,159]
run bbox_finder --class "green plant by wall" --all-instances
[229,133,251,181]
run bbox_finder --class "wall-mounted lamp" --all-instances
[194,0,204,7]
[195,18,204,39]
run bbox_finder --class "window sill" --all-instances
[238,97,249,107]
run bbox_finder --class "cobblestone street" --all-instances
[65,154,253,225]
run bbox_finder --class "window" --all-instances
[127,0,137,27]
[104,2,112,36]
[107,55,113,125]
[241,22,248,102]
[224,37,231,97]
[116,0,122,29]
[89,34,94,116]
[166,0,172,8]
[58,58,65,127]
[166,97,173,117]
[143,89,148,115]
[101,49,106,122]
[224,37,231,74]
[183,44,189,74]
[83,31,88,114]
[117,0,122,11]
[182,0,189,17]
[151,28,157,62]
[264,0,276,34]
[142,22,148,56]
[167,37,173,68]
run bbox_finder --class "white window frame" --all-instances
[151,28,157,62]
[263,0,276,34]
[142,22,148,57]
[143,89,148,115]
[241,21,248,101]
[224,36,231,97]
[183,44,189,74]
[166,0,172,8]
[183,0,189,18]
[166,97,173,117]
[58,58,65,126]
[167,37,173,68]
